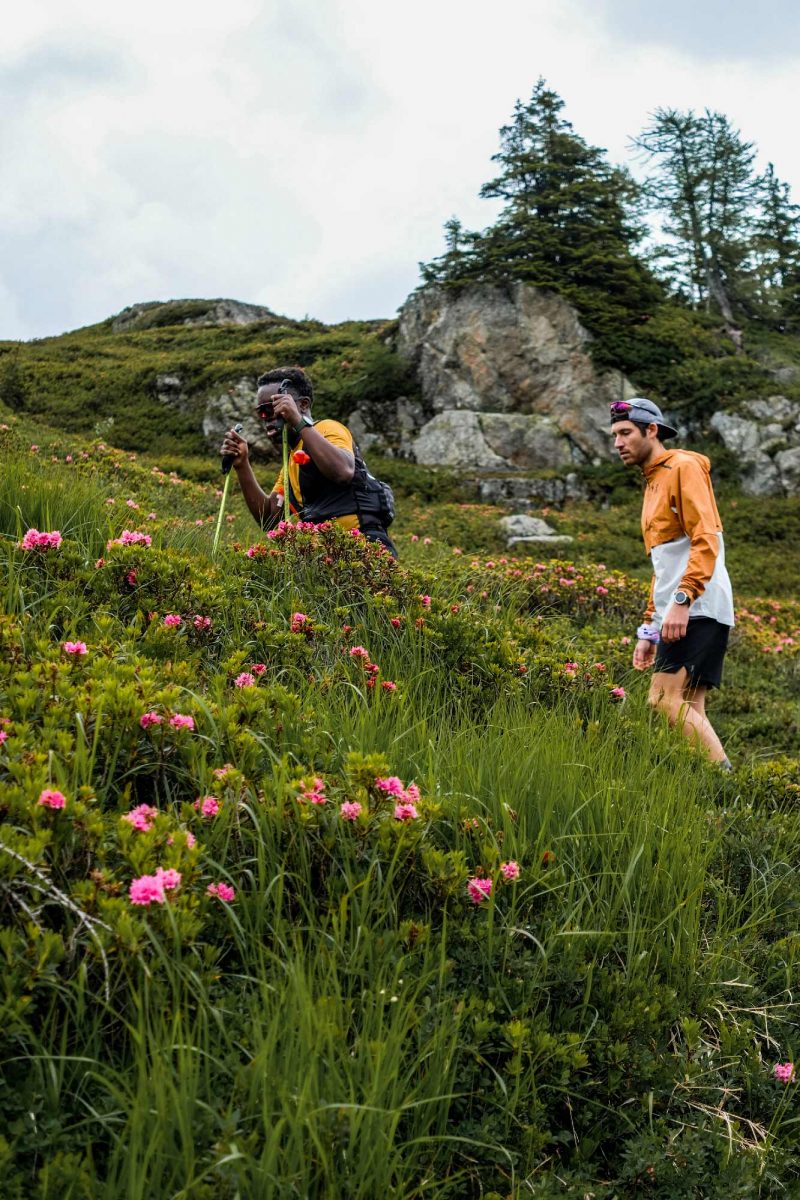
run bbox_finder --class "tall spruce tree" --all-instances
[420,79,662,363]
[634,108,760,340]
[749,163,800,328]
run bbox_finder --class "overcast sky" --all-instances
[3,0,799,340]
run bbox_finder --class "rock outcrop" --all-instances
[391,283,637,470]
[498,514,574,548]
[201,377,277,461]
[710,396,800,496]
[113,298,277,333]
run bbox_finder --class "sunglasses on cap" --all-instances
[609,401,634,417]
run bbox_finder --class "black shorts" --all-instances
[654,617,730,690]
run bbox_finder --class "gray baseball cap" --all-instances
[609,397,678,440]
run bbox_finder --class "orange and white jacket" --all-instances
[640,449,734,627]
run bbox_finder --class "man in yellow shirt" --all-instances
[611,397,734,769]
[220,366,396,555]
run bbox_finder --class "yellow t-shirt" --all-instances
[271,419,359,530]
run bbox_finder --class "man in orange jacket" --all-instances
[611,398,734,769]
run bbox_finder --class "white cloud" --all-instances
[1,0,799,339]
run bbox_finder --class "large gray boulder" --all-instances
[395,283,637,469]
[202,377,278,461]
[710,396,800,495]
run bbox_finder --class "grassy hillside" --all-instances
[0,300,412,457]
[1,412,798,1196]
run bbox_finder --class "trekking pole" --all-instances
[212,422,243,557]
[281,423,290,523]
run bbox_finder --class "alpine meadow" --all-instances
[1,79,799,1199]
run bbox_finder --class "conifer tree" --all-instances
[749,163,800,328]
[421,79,662,362]
[634,108,759,340]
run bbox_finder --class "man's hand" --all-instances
[271,393,302,430]
[220,428,249,472]
[661,602,690,644]
[633,638,657,670]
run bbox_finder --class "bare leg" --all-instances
[648,670,728,762]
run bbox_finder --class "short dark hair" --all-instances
[257,365,314,408]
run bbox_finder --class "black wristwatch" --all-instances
[673,590,691,606]
[291,415,314,435]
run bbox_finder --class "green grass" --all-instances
[1,424,799,1197]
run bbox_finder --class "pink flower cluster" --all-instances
[394,802,418,821]
[107,530,152,548]
[207,881,236,902]
[610,686,626,701]
[194,795,220,818]
[38,788,66,809]
[301,776,328,805]
[129,867,182,906]
[500,860,520,881]
[235,672,256,688]
[290,612,311,633]
[139,711,162,728]
[163,613,182,628]
[170,713,194,730]
[467,877,493,904]
[122,803,158,831]
[375,776,421,817]
[193,615,212,631]
[348,645,390,689]
[774,1062,795,1083]
[340,800,362,821]
[63,641,88,656]
[20,528,62,550]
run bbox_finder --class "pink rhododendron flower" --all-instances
[193,615,211,631]
[610,686,626,701]
[65,454,73,463]
[394,802,419,821]
[38,788,66,809]
[500,860,520,881]
[340,801,362,821]
[20,528,62,550]
[156,867,181,891]
[405,783,421,803]
[349,646,370,659]
[126,499,139,509]
[63,641,88,655]
[163,613,182,628]
[207,881,236,901]
[147,512,157,520]
[234,672,256,688]
[381,680,397,691]
[302,790,327,805]
[290,612,310,633]
[107,530,152,548]
[213,763,235,780]
[194,795,220,818]
[125,570,138,586]
[129,874,165,905]
[0,730,7,745]
[250,663,267,676]
[375,776,406,798]
[139,711,163,728]
[467,877,493,904]
[774,1062,795,1083]
[122,804,158,832]
[30,444,39,452]
[169,713,194,730]
[596,586,609,596]
[390,617,402,628]
[419,594,431,606]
